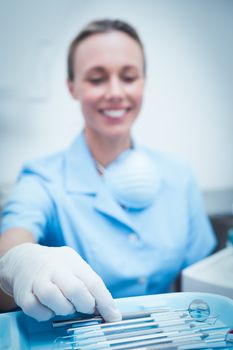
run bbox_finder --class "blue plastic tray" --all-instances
[1,292,233,349]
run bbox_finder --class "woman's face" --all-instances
[68,31,145,141]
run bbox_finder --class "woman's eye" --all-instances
[88,77,106,84]
[123,76,137,83]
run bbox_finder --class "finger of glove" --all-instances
[87,275,122,322]
[32,275,75,316]
[68,254,122,322]
[19,292,54,321]
[52,269,95,314]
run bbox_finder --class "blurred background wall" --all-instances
[0,0,232,213]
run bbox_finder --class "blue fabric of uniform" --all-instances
[0,132,216,297]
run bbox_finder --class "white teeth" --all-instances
[102,109,127,118]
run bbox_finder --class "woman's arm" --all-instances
[0,228,121,322]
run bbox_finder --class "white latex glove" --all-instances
[0,243,122,322]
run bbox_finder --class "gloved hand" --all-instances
[0,243,122,322]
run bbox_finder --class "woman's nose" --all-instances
[105,77,124,100]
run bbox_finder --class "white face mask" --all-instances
[101,149,161,210]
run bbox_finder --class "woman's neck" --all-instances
[84,129,132,166]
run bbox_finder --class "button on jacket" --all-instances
[1,132,216,298]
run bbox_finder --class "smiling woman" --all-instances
[0,19,216,323]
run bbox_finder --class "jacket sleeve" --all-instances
[0,170,53,242]
[182,171,217,268]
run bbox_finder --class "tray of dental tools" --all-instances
[1,292,233,350]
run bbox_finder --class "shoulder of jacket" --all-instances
[20,150,65,183]
[139,146,195,184]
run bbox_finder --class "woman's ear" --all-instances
[67,79,79,100]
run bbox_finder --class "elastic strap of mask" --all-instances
[95,161,105,176]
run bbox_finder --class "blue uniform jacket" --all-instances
[0,132,216,297]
